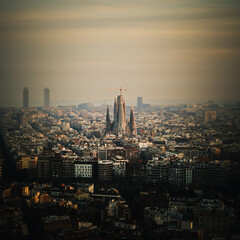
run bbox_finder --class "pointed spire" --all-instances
[106,105,111,133]
[110,92,128,136]
[113,97,118,131]
[106,105,110,122]
[123,98,126,124]
[130,105,136,136]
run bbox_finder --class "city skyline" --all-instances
[1,1,240,237]
[7,87,240,108]
[1,0,240,107]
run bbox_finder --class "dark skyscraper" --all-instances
[137,97,143,109]
[23,88,29,108]
[44,88,50,107]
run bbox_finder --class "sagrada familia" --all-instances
[106,93,136,136]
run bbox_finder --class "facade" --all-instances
[194,162,230,189]
[98,148,108,160]
[184,168,193,187]
[146,159,169,184]
[16,156,38,170]
[98,160,113,181]
[37,156,50,179]
[62,158,74,178]
[169,163,193,188]
[44,88,50,107]
[195,206,234,239]
[74,163,93,178]
[49,156,62,178]
[23,87,29,108]
[146,159,193,188]
[112,156,129,178]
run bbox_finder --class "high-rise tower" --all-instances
[23,88,29,108]
[44,88,50,107]
[137,97,143,109]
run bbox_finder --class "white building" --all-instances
[184,168,193,187]
[74,163,93,178]
[112,156,129,178]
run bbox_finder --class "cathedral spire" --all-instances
[105,91,133,137]
[129,106,136,136]
[106,105,111,133]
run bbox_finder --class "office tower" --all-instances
[44,88,50,107]
[137,97,143,109]
[23,88,29,108]
[129,106,136,136]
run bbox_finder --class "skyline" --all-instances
[1,0,240,107]
[16,86,240,108]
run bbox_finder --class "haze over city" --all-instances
[1,1,240,239]
[1,0,240,107]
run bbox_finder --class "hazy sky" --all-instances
[1,0,240,107]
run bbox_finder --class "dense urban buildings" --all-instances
[0,100,240,240]
[1,0,239,239]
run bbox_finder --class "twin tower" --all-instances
[106,93,136,136]
[23,88,50,108]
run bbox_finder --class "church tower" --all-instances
[129,106,136,136]
[106,105,112,133]
[106,88,136,137]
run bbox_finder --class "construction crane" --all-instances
[107,87,127,96]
